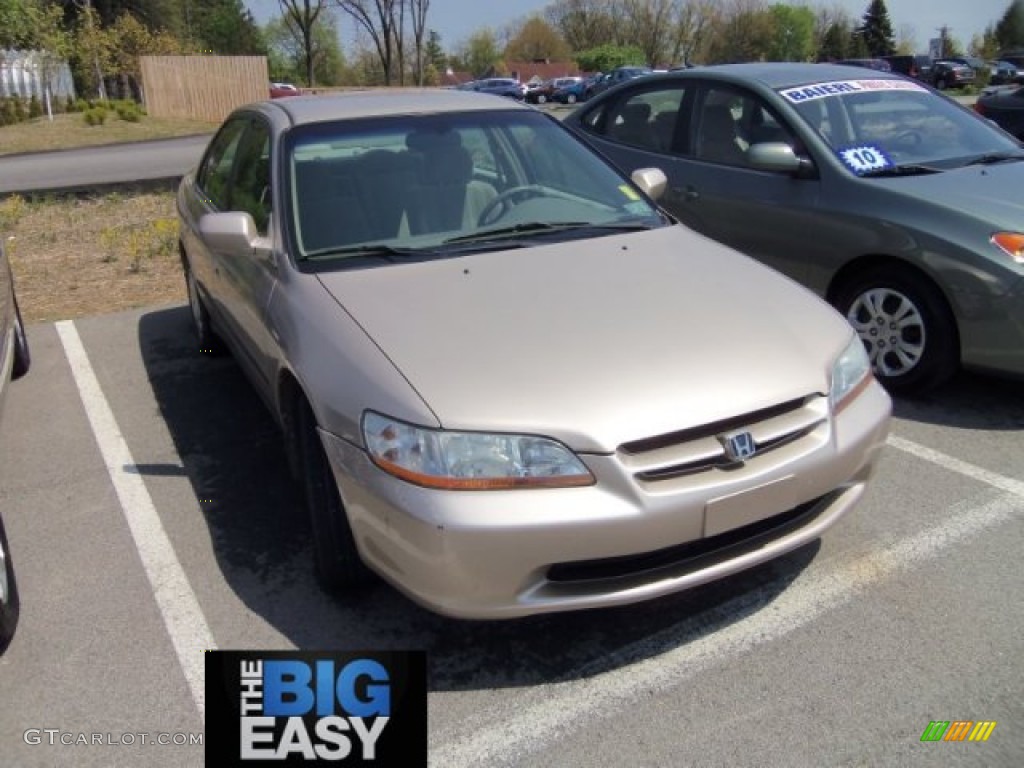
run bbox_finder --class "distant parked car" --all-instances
[588,66,653,97]
[526,77,582,104]
[270,82,300,98]
[470,78,526,99]
[553,78,590,104]
[566,62,1024,392]
[834,58,892,72]
[989,60,1022,85]
[975,84,1024,138]
[881,54,932,81]
[929,60,975,89]
[1,236,30,654]
[947,56,988,75]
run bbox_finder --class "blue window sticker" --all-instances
[837,144,892,175]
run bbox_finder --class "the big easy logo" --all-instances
[207,651,426,767]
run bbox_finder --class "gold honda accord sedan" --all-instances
[177,90,891,619]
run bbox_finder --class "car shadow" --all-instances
[137,305,819,692]
[891,369,1024,430]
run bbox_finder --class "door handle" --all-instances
[672,185,699,202]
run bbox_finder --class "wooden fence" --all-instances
[140,56,268,122]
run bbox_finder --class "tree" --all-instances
[545,0,620,52]
[0,0,37,49]
[668,0,718,66]
[705,0,776,64]
[454,28,501,77]
[106,10,183,100]
[767,4,815,62]
[408,0,430,85]
[855,0,895,57]
[423,28,446,75]
[574,42,645,72]
[279,0,329,87]
[28,0,74,119]
[620,0,676,67]
[994,0,1024,51]
[191,0,266,55]
[334,0,401,85]
[504,16,572,62]
[71,1,113,100]
[265,10,344,84]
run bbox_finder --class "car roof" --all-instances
[255,89,532,125]
[633,62,905,90]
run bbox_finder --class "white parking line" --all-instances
[56,321,215,720]
[432,437,1024,767]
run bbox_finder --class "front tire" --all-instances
[0,517,20,654]
[567,93,578,104]
[11,298,29,379]
[294,398,371,590]
[184,264,226,356]
[835,266,958,394]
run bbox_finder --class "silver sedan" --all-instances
[177,90,891,618]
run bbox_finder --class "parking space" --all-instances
[1,305,1021,766]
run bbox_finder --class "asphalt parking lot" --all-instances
[0,304,1021,767]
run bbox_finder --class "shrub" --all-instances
[83,107,108,126]
[28,94,42,119]
[12,98,27,122]
[65,94,75,113]
[115,101,142,122]
[74,98,90,113]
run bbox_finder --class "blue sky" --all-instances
[246,1,1017,56]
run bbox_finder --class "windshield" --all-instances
[780,79,1023,175]
[285,110,663,263]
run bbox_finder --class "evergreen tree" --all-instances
[994,0,1024,51]
[855,0,895,57]
[191,0,266,55]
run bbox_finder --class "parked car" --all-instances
[975,84,1024,138]
[565,62,1024,392]
[1,236,30,653]
[947,56,988,75]
[176,89,890,619]
[469,77,525,99]
[270,82,300,98]
[989,60,1022,85]
[553,77,591,104]
[881,54,933,81]
[526,77,582,104]
[834,58,892,72]
[929,60,975,89]
[588,66,653,97]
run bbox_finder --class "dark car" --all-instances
[588,66,653,97]
[834,58,892,72]
[882,54,933,81]
[553,77,591,104]
[526,77,582,105]
[930,60,975,89]
[565,62,1024,392]
[1,236,30,653]
[975,85,1024,138]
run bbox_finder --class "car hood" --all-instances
[878,160,1024,228]
[317,227,851,453]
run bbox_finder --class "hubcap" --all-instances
[847,288,925,377]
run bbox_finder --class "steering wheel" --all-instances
[892,130,923,148]
[477,185,549,227]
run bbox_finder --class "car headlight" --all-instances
[362,412,595,490]
[831,335,872,413]
[991,232,1024,263]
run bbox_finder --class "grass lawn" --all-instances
[0,112,216,156]
[2,188,184,322]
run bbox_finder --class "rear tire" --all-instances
[184,264,226,356]
[834,266,958,394]
[294,398,371,590]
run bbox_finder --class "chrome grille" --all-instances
[619,395,828,485]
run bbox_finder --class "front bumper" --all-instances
[320,381,892,619]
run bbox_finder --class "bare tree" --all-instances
[279,0,329,87]
[409,0,430,85]
[335,0,402,85]
[545,0,620,51]
[670,0,718,66]
[620,0,676,66]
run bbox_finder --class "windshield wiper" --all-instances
[443,221,590,245]
[962,152,1024,167]
[300,243,430,262]
[443,219,656,246]
[859,163,944,178]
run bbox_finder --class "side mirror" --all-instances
[198,211,259,256]
[630,167,668,201]
[747,142,815,177]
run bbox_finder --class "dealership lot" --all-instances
[0,305,1021,766]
